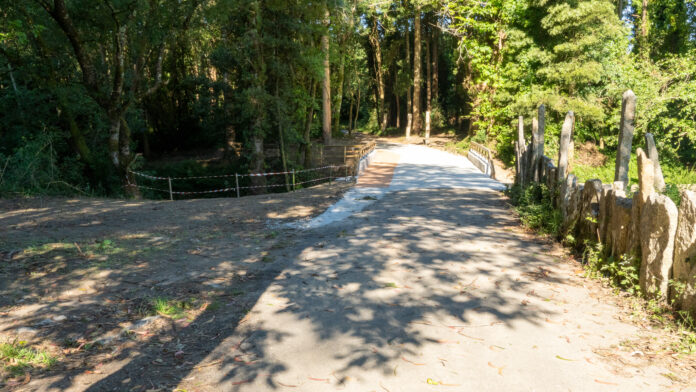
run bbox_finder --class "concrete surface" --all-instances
[183,144,677,391]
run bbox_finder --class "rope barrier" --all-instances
[126,141,374,199]
[128,164,346,182]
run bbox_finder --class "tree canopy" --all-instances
[1,0,695,196]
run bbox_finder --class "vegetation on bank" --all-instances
[506,182,696,354]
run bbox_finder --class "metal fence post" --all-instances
[167,177,173,201]
[235,173,240,198]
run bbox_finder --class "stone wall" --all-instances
[515,92,696,315]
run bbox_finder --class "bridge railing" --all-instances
[467,141,495,177]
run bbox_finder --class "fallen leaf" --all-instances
[594,379,618,386]
[555,355,577,361]
[488,362,504,375]
[402,356,425,366]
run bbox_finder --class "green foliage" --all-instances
[0,340,56,377]
[150,297,195,319]
[585,243,642,295]
[506,183,562,235]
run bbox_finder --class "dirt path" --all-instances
[1,144,695,391]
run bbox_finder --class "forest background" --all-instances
[1,0,695,197]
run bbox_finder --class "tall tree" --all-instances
[411,5,422,136]
[322,0,332,144]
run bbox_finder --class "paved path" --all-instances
[189,144,676,391]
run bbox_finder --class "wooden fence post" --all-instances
[292,169,296,191]
[235,173,240,198]
[167,177,173,201]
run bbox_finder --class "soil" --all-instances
[0,181,351,390]
[574,141,608,167]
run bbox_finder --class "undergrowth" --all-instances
[506,183,562,236]
[510,182,696,354]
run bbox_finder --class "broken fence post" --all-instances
[644,133,666,192]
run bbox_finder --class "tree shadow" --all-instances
[2,187,564,391]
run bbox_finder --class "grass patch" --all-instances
[0,341,56,378]
[444,137,471,155]
[506,183,562,236]
[572,152,696,205]
[150,297,195,319]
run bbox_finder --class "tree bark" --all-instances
[348,92,354,133]
[405,22,413,139]
[369,15,387,132]
[432,25,438,102]
[333,50,345,135]
[276,78,290,191]
[354,87,361,131]
[321,1,332,144]
[425,19,432,141]
[412,7,422,136]
[304,81,317,167]
[222,72,236,161]
[395,94,400,129]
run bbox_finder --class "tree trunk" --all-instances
[348,93,354,133]
[321,2,332,145]
[405,23,413,139]
[276,78,290,191]
[304,81,317,167]
[639,0,649,57]
[412,7,422,136]
[354,87,361,131]
[222,72,236,161]
[369,15,387,132]
[333,51,345,135]
[425,20,432,141]
[395,94,400,129]
[250,134,266,193]
[432,26,438,102]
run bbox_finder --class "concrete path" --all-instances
[188,144,677,391]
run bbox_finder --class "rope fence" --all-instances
[127,164,351,200]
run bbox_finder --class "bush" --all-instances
[506,183,562,236]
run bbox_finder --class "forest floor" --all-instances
[1,143,696,391]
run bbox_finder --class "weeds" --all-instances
[506,183,562,236]
[0,340,56,377]
[150,297,195,319]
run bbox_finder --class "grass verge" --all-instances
[0,341,56,378]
